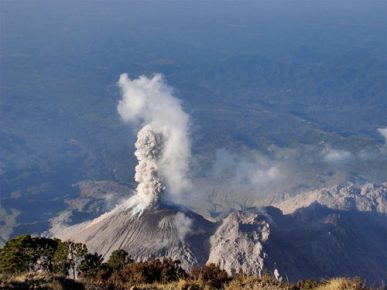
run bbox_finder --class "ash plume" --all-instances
[117,73,191,210]
[134,124,165,207]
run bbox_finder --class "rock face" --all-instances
[56,183,387,284]
[207,209,270,276]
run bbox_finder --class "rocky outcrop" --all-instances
[207,209,270,276]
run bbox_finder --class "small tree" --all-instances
[52,240,88,279]
[0,235,35,273]
[79,252,103,277]
[32,237,59,272]
[67,241,88,279]
[107,249,133,271]
[53,239,70,275]
[0,235,61,274]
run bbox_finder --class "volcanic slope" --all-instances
[58,202,215,269]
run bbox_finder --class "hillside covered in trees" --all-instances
[0,235,379,290]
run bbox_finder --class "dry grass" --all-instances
[224,275,283,290]
[0,272,84,290]
[127,279,209,290]
[315,277,363,290]
[0,273,373,290]
[1,271,51,283]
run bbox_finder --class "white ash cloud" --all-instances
[117,74,191,209]
[321,146,354,166]
[212,149,285,195]
[0,206,20,246]
[47,210,73,237]
[189,148,290,210]
[173,212,192,241]
[189,135,387,214]
[323,127,387,165]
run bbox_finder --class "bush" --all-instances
[191,263,229,289]
[107,249,133,271]
[0,235,62,274]
[121,258,186,285]
[78,252,103,277]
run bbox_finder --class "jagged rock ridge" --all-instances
[274,182,387,214]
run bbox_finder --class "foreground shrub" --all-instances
[121,258,186,285]
[78,252,103,277]
[191,263,229,289]
[107,249,133,271]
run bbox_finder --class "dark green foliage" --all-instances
[79,252,103,277]
[66,241,88,279]
[52,239,88,278]
[31,237,59,272]
[52,239,70,275]
[0,235,35,273]
[0,235,59,274]
[0,235,88,280]
[107,249,132,271]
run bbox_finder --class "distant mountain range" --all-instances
[56,183,387,285]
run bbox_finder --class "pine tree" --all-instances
[0,235,35,273]
[79,252,103,277]
[67,241,88,279]
[107,249,133,271]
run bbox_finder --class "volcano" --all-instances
[56,74,386,283]
[56,183,387,284]
[58,202,215,270]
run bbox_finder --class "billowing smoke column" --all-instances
[134,125,165,207]
[117,73,191,210]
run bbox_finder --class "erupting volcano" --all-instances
[55,74,387,283]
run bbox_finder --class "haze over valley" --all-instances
[0,0,386,284]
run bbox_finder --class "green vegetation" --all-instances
[0,235,58,274]
[0,235,92,279]
[0,235,378,290]
[107,249,133,271]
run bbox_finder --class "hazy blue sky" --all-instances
[0,0,386,239]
